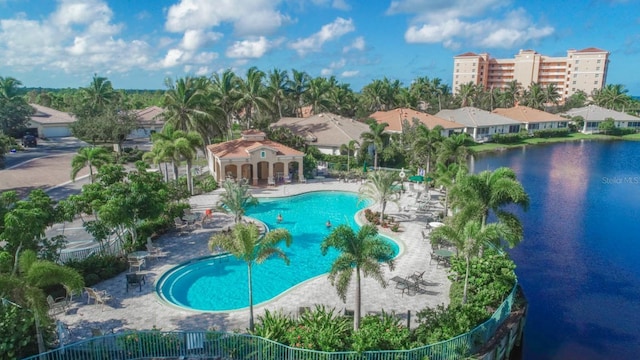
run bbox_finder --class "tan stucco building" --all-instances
[493,106,569,134]
[206,130,304,186]
[453,48,609,101]
[368,108,464,136]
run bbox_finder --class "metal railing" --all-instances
[25,283,519,360]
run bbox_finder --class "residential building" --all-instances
[493,106,568,134]
[28,104,76,138]
[563,105,640,133]
[452,48,609,101]
[368,108,464,137]
[206,130,304,186]
[436,107,522,142]
[272,113,368,155]
[130,106,166,138]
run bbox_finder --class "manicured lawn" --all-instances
[470,133,622,153]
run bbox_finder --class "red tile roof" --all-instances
[368,108,463,131]
[493,106,565,123]
[455,52,479,57]
[207,138,303,159]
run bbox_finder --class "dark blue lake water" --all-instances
[471,140,640,360]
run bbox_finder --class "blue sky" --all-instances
[1,0,639,95]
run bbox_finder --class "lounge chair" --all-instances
[84,287,113,311]
[174,217,188,234]
[47,295,69,315]
[146,243,164,261]
[126,273,146,292]
[128,258,145,273]
[267,177,276,186]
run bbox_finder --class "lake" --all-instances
[471,140,640,360]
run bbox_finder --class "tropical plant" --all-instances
[592,84,632,111]
[433,162,468,217]
[436,133,471,166]
[162,76,216,143]
[265,68,290,119]
[359,170,400,223]
[288,69,310,117]
[339,139,359,172]
[350,311,412,351]
[285,305,351,351]
[0,76,33,136]
[208,223,292,331]
[210,69,240,140]
[320,224,395,330]
[237,67,270,129]
[78,74,118,114]
[70,146,112,183]
[217,180,258,223]
[449,167,530,246]
[360,119,389,169]
[412,123,443,174]
[430,220,507,304]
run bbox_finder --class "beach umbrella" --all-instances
[363,161,367,173]
[408,175,424,183]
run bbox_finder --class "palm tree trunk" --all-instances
[186,162,193,195]
[247,263,255,331]
[379,201,387,223]
[354,269,362,331]
[172,162,179,182]
[463,256,470,305]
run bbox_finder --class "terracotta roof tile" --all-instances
[29,104,75,124]
[575,47,608,53]
[493,106,565,123]
[455,52,479,57]
[368,108,464,131]
[207,139,303,159]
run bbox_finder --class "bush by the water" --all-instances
[532,129,569,138]
[491,133,524,144]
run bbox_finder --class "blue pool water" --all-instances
[472,140,640,360]
[158,191,399,311]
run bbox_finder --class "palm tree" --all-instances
[433,162,468,218]
[170,131,204,194]
[456,82,476,107]
[237,67,270,129]
[542,84,561,109]
[151,125,200,183]
[288,69,310,117]
[304,77,332,115]
[430,220,506,304]
[81,74,117,112]
[217,180,258,223]
[70,146,112,183]
[209,223,292,331]
[412,124,443,175]
[210,69,240,139]
[0,76,23,100]
[339,139,359,171]
[592,84,632,111]
[163,76,214,143]
[359,170,400,223]
[266,68,290,119]
[436,133,471,166]
[320,224,395,330]
[360,119,389,170]
[449,167,530,246]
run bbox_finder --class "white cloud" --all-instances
[387,0,506,19]
[402,7,554,49]
[0,0,154,76]
[161,48,185,68]
[226,36,272,58]
[341,70,359,77]
[181,29,222,51]
[332,0,351,10]
[320,58,347,75]
[290,17,355,56]
[165,0,288,36]
[343,36,365,53]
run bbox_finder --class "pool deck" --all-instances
[56,179,451,339]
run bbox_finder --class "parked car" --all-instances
[22,134,37,147]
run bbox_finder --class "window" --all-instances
[260,151,266,158]
[597,59,601,63]
[586,121,598,128]
[558,122,567,128]
[572,81,576,85]
[575,60,580,64]
[529,123,540,130]
[574,67,579,71]
[509,125,520,133]
[594,81,598,85]
[573,74,577,78]
[477,127,489,135]
[596,66,600,71]
[628,122,640,128]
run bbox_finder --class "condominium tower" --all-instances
[452,48,609,101]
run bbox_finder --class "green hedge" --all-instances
[491,133,524,144]
[532,129,569,138]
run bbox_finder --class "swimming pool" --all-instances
[157,191,400,311]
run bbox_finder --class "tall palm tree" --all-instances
[266,68,290,119]
[433,162,467,218]
[209,223,292,332]
[456,82,476,107]
[436,133,471,166]
[217,180,258,223]
[339,139,359,171]
[412,124,443,175]
[172,131,203,194]
[304,77,332,115]
[70,146,112,183]
[430,220,506,304]
[592,84,632,111]
[81,74,117,112]
[237,67,270,129]
[288,69,310,117]
[542,84,561,109]
[449,167,530,246]
[360,119,389,170]
[320,224,395,330]
[0,76,23,100]
[210,69,240,139]
[359,170,400,223]
[163,76,214,143]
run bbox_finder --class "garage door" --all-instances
[43,126,71,138]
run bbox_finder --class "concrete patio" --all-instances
[54,179,451,341]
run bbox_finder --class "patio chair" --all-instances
[126,273,146,292]
[47,295,69,315]
[267,177,276,186]
[128,258,145,273]
[174,217,188,234]
[84,287,113,311]
[146,243,164,261]
[409,271,425,283]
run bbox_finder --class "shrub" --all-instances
[285,305,351,351]
[350,312,411,351]
[532,128,569,138]
[251,309,295,344]
[195,176,218,193]
[65,254,128,286]
[491,133,524,144]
